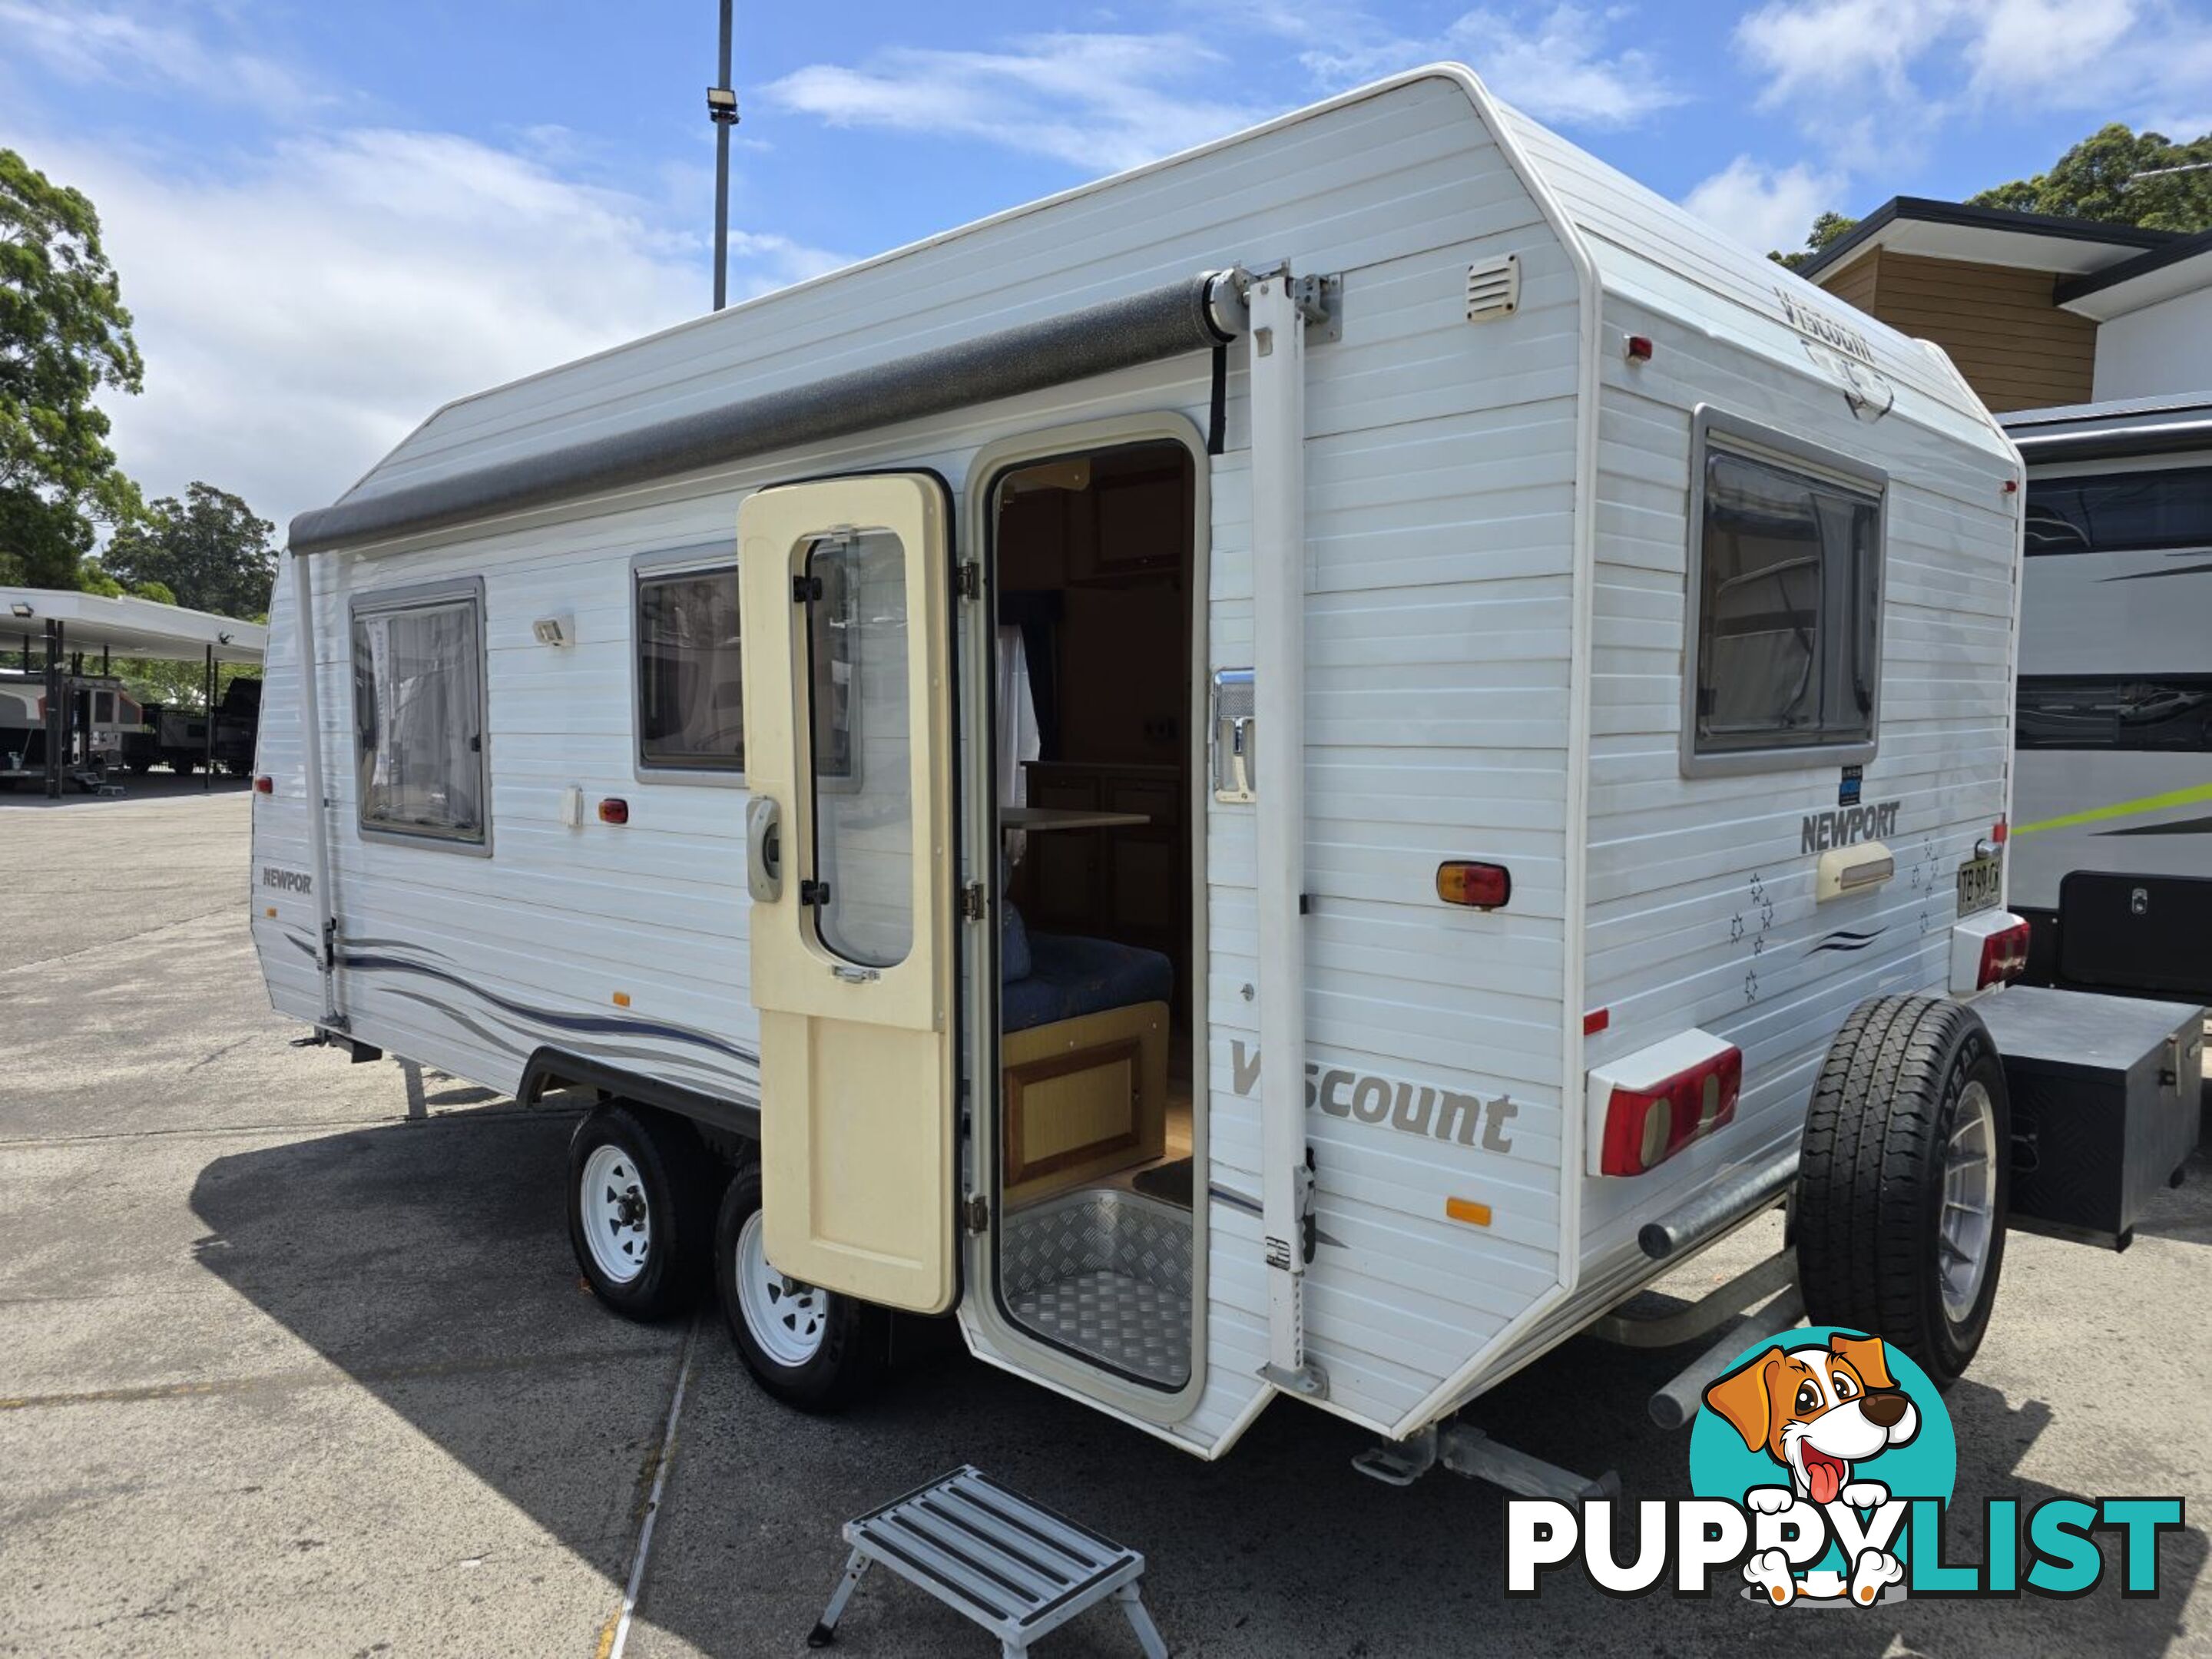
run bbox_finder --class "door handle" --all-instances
[746,796,783,902]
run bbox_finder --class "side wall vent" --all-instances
[1465,254,1521,323]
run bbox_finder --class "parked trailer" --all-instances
[2004,396,2212,1005]
[252,67,2197,1488]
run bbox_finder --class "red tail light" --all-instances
[1600,1045,1742,1177]
[1436,860,1511,909]
[1977,919,2031,988]
[253,775,273,793]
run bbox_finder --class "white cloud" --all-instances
[767,33,1272,174]
[1296,5,1687,129]
[8,125,843,532]
[1735,0,2212,148]
[1681,156,1845,255]
[0,0,324,117]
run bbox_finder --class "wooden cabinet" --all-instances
[1015,761,1188,998]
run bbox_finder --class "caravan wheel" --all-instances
[715,1162,886,1410]
[1796,996,2012,1389]
[565,1104,713,1320]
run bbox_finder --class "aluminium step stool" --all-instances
[809,1465,1169,1658]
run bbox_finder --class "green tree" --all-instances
[1772,212,1863,273]
[101,482,277,620]
[1969,124,2212,232]
[0,148,144,589]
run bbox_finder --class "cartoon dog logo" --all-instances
[1703,1333,1919,1606]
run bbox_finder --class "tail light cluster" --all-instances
[1598,1043,1743,1177]
[1976,919,2031,988]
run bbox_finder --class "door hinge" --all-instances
[962,1193,990,1233]
[955,561,982,601]
[960,882,987,922]
[793,573,823,603]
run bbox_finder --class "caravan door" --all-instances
[738,474,959,1314]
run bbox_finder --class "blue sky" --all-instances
[3,0,2208,533]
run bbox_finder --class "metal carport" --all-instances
[2,588,268,800]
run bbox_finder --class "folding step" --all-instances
[810,1465,1167,1657]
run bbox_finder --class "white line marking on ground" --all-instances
[606,1310,702,1659]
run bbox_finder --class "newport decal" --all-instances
[1229,1042,1518,1155]
[1505,1327,2184,1604]
[260,863,314,896]
[1802,800,1899,854]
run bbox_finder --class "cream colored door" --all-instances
[739,474,958,1314]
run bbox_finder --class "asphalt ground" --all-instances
[2,789,2208,1657]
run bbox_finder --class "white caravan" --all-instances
[251,67,2195,1486]
[2004,396,2212,1003]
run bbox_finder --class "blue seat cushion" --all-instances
[1002,899,1033,982]
[1001,932,1174,1034]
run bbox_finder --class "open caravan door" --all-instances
[739,474,959,1313]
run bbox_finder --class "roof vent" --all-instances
[1465,255,1521,323]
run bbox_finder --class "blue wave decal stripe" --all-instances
[339,951,760,1067]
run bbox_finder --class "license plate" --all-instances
[1956,853,2002,917]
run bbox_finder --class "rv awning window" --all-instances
[1683,413,1886,776]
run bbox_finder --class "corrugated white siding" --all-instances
[1500,114,2020,1330]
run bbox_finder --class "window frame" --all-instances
[1680,406,1888,779]
[349,575,492,855]
[631,545,747,788]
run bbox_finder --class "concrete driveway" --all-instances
[2,790,2207,1657]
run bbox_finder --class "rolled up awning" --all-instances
[290,270,1246,555]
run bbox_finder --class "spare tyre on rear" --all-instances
[1796,995,2011,1389]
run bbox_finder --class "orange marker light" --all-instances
[1445,1197,1492,1227]
[611,992,631,1008]
[1436,861,1511,909]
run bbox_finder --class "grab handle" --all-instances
[746,796,783,903]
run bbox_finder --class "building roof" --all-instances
[0,588,267,664]
[2055,226,2212,319]
[1798,195,2181,282]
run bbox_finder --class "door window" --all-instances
[806,529,912,969]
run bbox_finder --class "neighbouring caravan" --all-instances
[253,67,2198,1486]
[2004,396,2212,1004]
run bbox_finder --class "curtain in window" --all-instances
[354,600,483,837]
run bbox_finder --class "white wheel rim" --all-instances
[580,1144,651,1286]
[736,1209,829,1368]
[1938,1081,1998,1323]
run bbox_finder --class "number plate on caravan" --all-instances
[1956,853,2002,916]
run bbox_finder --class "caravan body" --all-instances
[253,67,2023,1460]
[2004,396,2212,1002]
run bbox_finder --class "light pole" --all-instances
[708,0,740,311]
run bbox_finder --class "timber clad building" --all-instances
[1801,197,2212,412]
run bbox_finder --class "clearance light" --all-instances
[1445,1197,1492,1227]
[1625,334,1654,363]
[1436,860,1511,909]
[1584,1008,1610,1036]
[598,798,629,825]
[1598,1044,1742,1177]
[253,775,273,794]
[1991,820,2008,844]
[1977,919,2031,989]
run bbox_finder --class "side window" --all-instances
[1686,420,1884,772]
[637,565,743,774]
[2025,466,2212,555]
[351,583,488,846]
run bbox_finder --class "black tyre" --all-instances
[171,757,195,777]
[1797,995,2011,1388]
[566,1103,716,1319]
[715,1158,888,1410]
[127,758,153,776]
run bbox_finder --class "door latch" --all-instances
[799,878,831,906]
[793,573,823,603]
